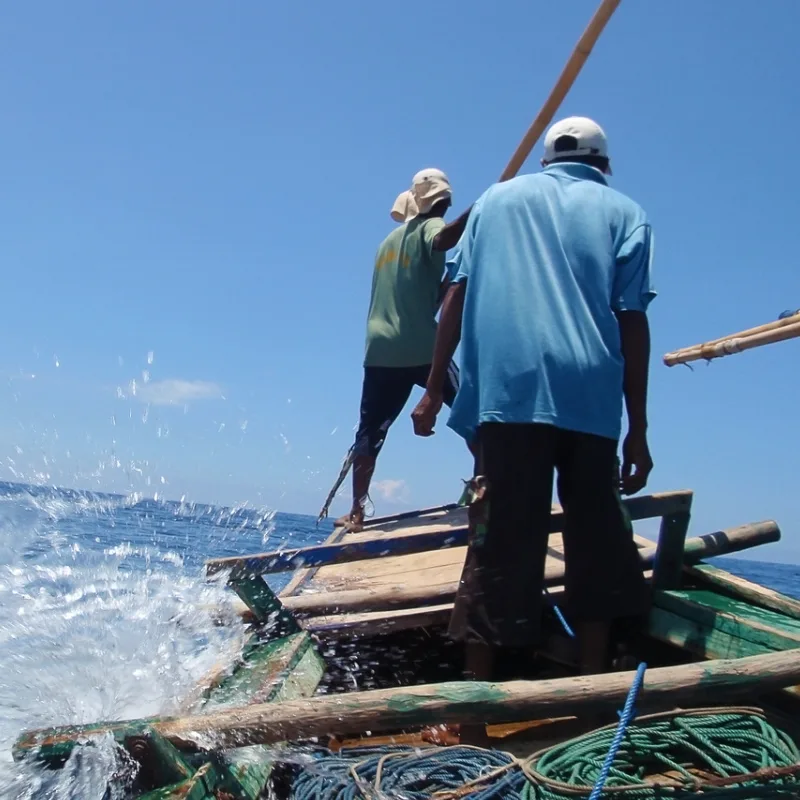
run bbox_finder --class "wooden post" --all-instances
[652,494,693,589]
[16,648,800,756]
[122,726,194,792]
[228,574,301,637]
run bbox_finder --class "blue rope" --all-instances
[543,587,575,639]
[587,661,647,800]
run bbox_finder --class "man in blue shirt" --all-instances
[412,117,655,697]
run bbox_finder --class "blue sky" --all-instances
[2,0,800,561]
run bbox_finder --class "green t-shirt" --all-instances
[363,217,446,368]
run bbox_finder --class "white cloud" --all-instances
[130,379,224,407]
[372,479,409,503]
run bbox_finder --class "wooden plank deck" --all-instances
[278,503,657,631]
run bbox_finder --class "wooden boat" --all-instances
[12,488,800,798]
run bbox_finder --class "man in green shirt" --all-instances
[336,169,471,531]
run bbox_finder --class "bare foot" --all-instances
[334,508,364,532]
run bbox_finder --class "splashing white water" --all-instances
[0,486,250,798]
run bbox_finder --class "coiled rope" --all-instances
[287,707,800,799]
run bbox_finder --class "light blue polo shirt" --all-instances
[446,162,656,444]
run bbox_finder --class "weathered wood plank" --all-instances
[199,633,324,799]
[210,527,468,580]
[654,589,800,651]
[687,563,800,622]
[206,490,695,578]
[17,649,800,755]
[646,606,800,702]
[361,503,459,528]
[280,523,349,598]
[305,604,454,637]
[648,606,768,660]
[277,521,779,618]
[197,632,313,711]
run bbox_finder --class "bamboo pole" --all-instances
[673,313,800,354]
[16,649,800,756]
[664,319,800,367]
[499,0,622,181]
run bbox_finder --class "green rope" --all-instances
[522,707,800,799]
[287,708,800,799]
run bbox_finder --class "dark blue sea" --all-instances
[0,480,797,798]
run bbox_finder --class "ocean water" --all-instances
[0,481,331,799]
[0,480,797,798]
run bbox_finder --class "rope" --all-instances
[286,708,800,799]
[542,586,575,640]
[587,662,645,800]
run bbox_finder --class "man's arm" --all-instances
[411,281,466,436]
[616,310,653,494]
[429,281,465,393]
[616,310,650,432]
[431,206,472,252]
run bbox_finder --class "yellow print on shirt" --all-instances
[375,248,411,270]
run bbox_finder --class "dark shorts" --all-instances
[448,422,650,648]
[354,363,459,459]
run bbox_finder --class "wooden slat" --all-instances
[208,527,467,579]
[649,607,770,660]
[277,522,779,618]
[279,523,348,598]
[360,503,459,528]
[206,490,694,578]
[687,563,800,622]
[654,590,800,651]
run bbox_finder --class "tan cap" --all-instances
[391,168,452,223]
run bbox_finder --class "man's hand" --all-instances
[620,428,653,495]
[411,390,443,437]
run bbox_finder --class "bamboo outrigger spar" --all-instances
[663,311,800,367]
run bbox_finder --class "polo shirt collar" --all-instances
[543,162,608,186]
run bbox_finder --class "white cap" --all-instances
[391,168,453,223]
[543,117,611,171]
